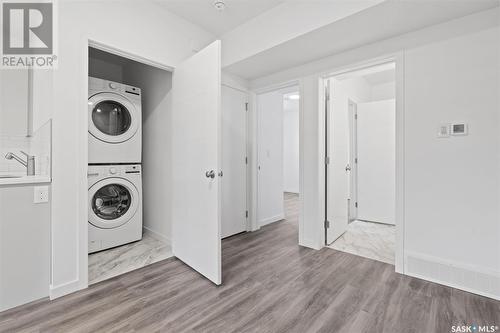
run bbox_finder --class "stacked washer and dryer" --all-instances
[87,77,143,253]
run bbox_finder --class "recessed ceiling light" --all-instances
[214,1,226,11]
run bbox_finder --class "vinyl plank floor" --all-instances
[1,194,499,332]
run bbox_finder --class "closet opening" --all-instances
[87,46,173,284]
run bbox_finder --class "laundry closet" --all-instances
[86,41,226,285]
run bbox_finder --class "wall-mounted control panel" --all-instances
[438,123,468,138]
[451,123,468,136]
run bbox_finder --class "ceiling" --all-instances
[156,0,283,36]
[224,0,500,80]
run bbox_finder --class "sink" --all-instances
[0,175,22,179]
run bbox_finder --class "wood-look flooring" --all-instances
[1,193,499,332]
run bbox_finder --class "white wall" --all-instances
[283,97,299,193]
[0,70,28,137]
[257,90,284,226]
[371,81,395,101]
[403,27,499,298]
[253,10,500,298]
[357,99,396,225]
[50,0,214,297]
[124,63,173,243]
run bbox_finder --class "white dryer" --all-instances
[88,164,142,253]
[88,77,142,164]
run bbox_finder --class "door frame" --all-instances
[320,54,404,273]
[348,99,358,222]
[221,82,250,234]
[66,38,176,298]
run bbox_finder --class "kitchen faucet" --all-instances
[5,151,35,176]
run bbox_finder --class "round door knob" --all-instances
[205,170,215,179]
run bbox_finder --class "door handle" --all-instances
[345,164,351,172]
[205,170,215,179]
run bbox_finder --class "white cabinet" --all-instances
[0,185,50,311]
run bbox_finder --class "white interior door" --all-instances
[221,85,247,238]
[172,40,222,285]
[357,99,396,225]
[326,79,350,244]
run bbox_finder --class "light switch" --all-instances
[34,186,49,203]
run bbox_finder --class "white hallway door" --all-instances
[172,41,222,285]
[357,99,396,225]
[221,85,247,238]
[326,79,350,244]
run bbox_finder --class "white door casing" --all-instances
[348,100,358,221]
[221,85,247,238]
[171,40,222,285]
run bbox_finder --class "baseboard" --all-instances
[259,213,285,227]
[405,251,500,300]
[49,279,83,300]
[143,226,171,244]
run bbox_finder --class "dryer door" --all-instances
[88,178,139,229]
[88,92,139,143]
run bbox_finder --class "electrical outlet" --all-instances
[34,186,49,203]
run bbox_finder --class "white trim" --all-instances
[394,52,405,274]
[88,40,174,72]
[49,279,82,300]
[259,213,286,227]
[249,92,259,232]
[319,53,405,274]
[143,226,171,244]
[71,38,178,297]
[253,80,300,95]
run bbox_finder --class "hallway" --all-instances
[1,195,498,332]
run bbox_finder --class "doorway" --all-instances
[325,62,396,265]
[256,86,300,231]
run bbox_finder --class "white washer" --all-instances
[88,164,142,253]
[88,77,142,164]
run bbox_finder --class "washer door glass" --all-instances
[88,92,139,144]
[92,100,132,136]
[92,184,131,220]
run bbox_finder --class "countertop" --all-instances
[0,174,51,186]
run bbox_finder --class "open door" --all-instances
[172,40,222,285]
[326,79,350,245]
